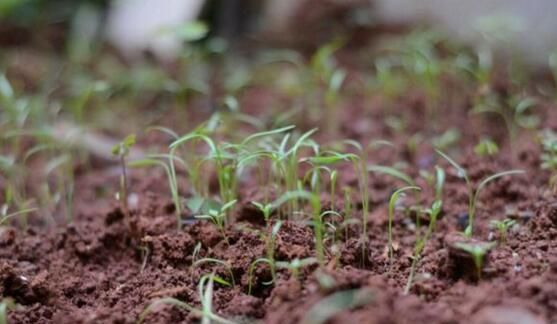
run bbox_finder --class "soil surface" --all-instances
[3,49,557,323]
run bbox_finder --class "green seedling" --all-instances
[453,241,496,280]
[191,242,202,264]
[272,191,324,265]
[112,134,136,233]
[434,165,446,202]
[301,288,374,324]
[320,210,343,246]
[404,200,442,294]
[473,94,539,152]
[310,39,345,137]
[474,138,499,157]
[275,257,318,281]
[248,221,282,295]
[0,206,38,227]
[539,129,557,191]
[490,218,516,244]
[432,128,461,151]
[251,201,273,223]
[0,298,15,324]
[304,151,357,202]
[138,245,150,273]
[388,186,422,263]
[138,273,235,324]
[193,258,236,287]
[436,149,524,237]
[368,165,416,187]
[247,258,275,295]
[195,200,237,245]
[129,154,184,230]
[342,139,396,265]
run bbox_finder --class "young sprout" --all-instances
[272,191,324,265]
[0,207,37,227]
[195,200,237,245]
[251,201,273,223]
[138,245,150,273]
[474,138,499,157]
[434,165,446,202]
[247,258,275,295]
[111,134,136,234]
[0,298,16,324]
[310,39,345,137]
[473,94,539,153]
[129,154,185,230]
[275,257,318,281]
[303,151,356,208]
[490,218,516,244]
[138,274,235,324]
[193,258,236,287]
[539,129,557,191]
[436,149,524,237]
[191,242,202,264]
[387,186,422,263]
[404,200,442,294]
[453,241,496,280]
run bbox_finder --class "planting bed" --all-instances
[2,30,557,324]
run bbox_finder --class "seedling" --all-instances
[129,154,185,230]
[272,191,324,265]
[436,149,524,237]
[474,138,499,157]
[247,258,275,295]
[138,273,235,324]
[0,206,37,227]
[193,258,235,287]
[453,241,496,280]
[275,257,318,281]
[387,186,421,263]
[195,200,237,245]
[138,245,150,273]
[404,200,442,294]
[251,201,273,223]
[112,134,136,234]
[539,129,557,191]
[490,218,516,244]
[310,39,345,137]
[473,94,539,152]
[0,298,15,324]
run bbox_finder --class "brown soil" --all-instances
[3,59,557,324]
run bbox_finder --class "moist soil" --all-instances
[3,65,557,323]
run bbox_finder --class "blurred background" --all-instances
[2,0,557,64]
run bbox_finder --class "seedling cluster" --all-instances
[0,19,547,323]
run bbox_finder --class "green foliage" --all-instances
[195,200,237,245]
[276,257,318,281]
[404,199,442,294]
[0,298,15,324]
[539,129,557,190]
[436,149,524,237]
[474,138,499,157]
[490,218,516,244]
[138,273,235,324]
[301,288,374,324]
[387,186,421,263]
[129,155,183,230]
[112,134,136,233]
[453,241,497,280]
[193,258,235,287]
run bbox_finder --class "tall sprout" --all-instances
[436,150,524,237]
